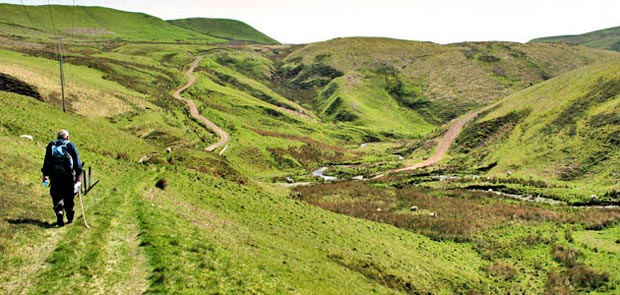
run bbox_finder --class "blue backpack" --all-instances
[50,139,74,179]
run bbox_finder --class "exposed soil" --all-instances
[172,57,230,152]
[392,112,478,172]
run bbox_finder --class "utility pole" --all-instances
[58,39,66,112]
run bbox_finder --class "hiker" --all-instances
[41,129,82,227]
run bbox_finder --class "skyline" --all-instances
[1,0,619,44]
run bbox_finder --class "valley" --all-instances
[1,4,620,294]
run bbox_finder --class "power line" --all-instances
[20,0,35,28]
[58,39,66,112]
[47,0,55,31]
[72,0,76,34]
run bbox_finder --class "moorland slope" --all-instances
[1,4,620,294]
[531,26,620,52]
[167,18,279,44]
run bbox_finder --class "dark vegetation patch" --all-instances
[320,82,339,99]
[293,181,620,242]
[269,60,344,109]
[461,43,552,84]
[374,66,442,123]
[546,263,610,294]
[324,96,342,117]
[545,78,620,135]
[453,109,530,154]
[155,178,168,190]
[0,73,41,100]
[334,110,358,122]
[588,110,620,128]
[327,253,433,294]
[269,144,345,169]
[275,63,304,80]
[257,106,300,124]
[214,53,272,81]
[56,54,179,106]
[478,54,501,63]
[455,176,563,190]
[288,63,344,90]
[487,261,517,280]
[552,245,579,267]
[249,128,345,152]
[475,161,498,172]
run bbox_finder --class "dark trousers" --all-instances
[50,178,75,221]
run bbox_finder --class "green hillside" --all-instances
[271,38,617,134]
[530,26,620,52]
[1,6,620,294]
[448,60,620,202]
[0,47,490,295]
[0,4,224,43]
[168,18,279,44]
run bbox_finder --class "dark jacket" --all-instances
[41,139,82,181]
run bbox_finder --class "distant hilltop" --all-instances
[530,26,620,52]
[0,3,279,44]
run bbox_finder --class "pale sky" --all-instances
[3,0,620,44]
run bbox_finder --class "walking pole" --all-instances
[77,189,90,229]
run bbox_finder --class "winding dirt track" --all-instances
[391,112,478,173]
[173,57,230,152]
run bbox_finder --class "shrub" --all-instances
[155,178,168,190]
[487,261,517,280]
[544,271,573,295]
[566,264,609,291]
[334,110,358,122]
[564,229,574,243]
[478,54,501,63]
[552,245,579,268]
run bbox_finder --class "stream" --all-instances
[312,167,337,181]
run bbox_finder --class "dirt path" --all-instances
[391,112,478,173]
[173,57,230,152]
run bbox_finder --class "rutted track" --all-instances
[390,112,478,173]
[173,57,230,152]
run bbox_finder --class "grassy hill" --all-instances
[1,5,620,294]
[0,4,224,43]
[167,18,279,44]
[268,38,617,137]
[448,60,620,202]
[0,50,491,294]
[530,26,620,52]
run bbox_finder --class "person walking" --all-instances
[41,129,82,227]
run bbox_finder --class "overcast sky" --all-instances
[3,0,620,44]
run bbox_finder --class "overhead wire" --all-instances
[46,0,56,31]
[46,0,68,112]
[19,0,35,28]
[72,0,76,34]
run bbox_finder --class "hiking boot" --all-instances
[56,211,64,227]
[66,211,74,224]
